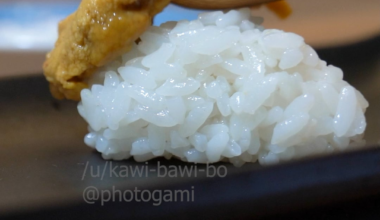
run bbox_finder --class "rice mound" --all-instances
[78,8,368,166]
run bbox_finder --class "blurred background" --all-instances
[1,1,380,219]
[0,0,379,77]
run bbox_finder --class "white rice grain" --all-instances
[78,8,368,166]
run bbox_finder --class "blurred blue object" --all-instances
[0,2,201,26]
[0,2,78,25]
[0,1,79,50]
[0,1,202,51]
[154,4,205,25]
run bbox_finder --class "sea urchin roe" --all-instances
[265,0,292,19]
[43,0,170,101]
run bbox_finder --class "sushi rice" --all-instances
[78,8,368,166]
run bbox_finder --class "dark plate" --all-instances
[1,36,380,220]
